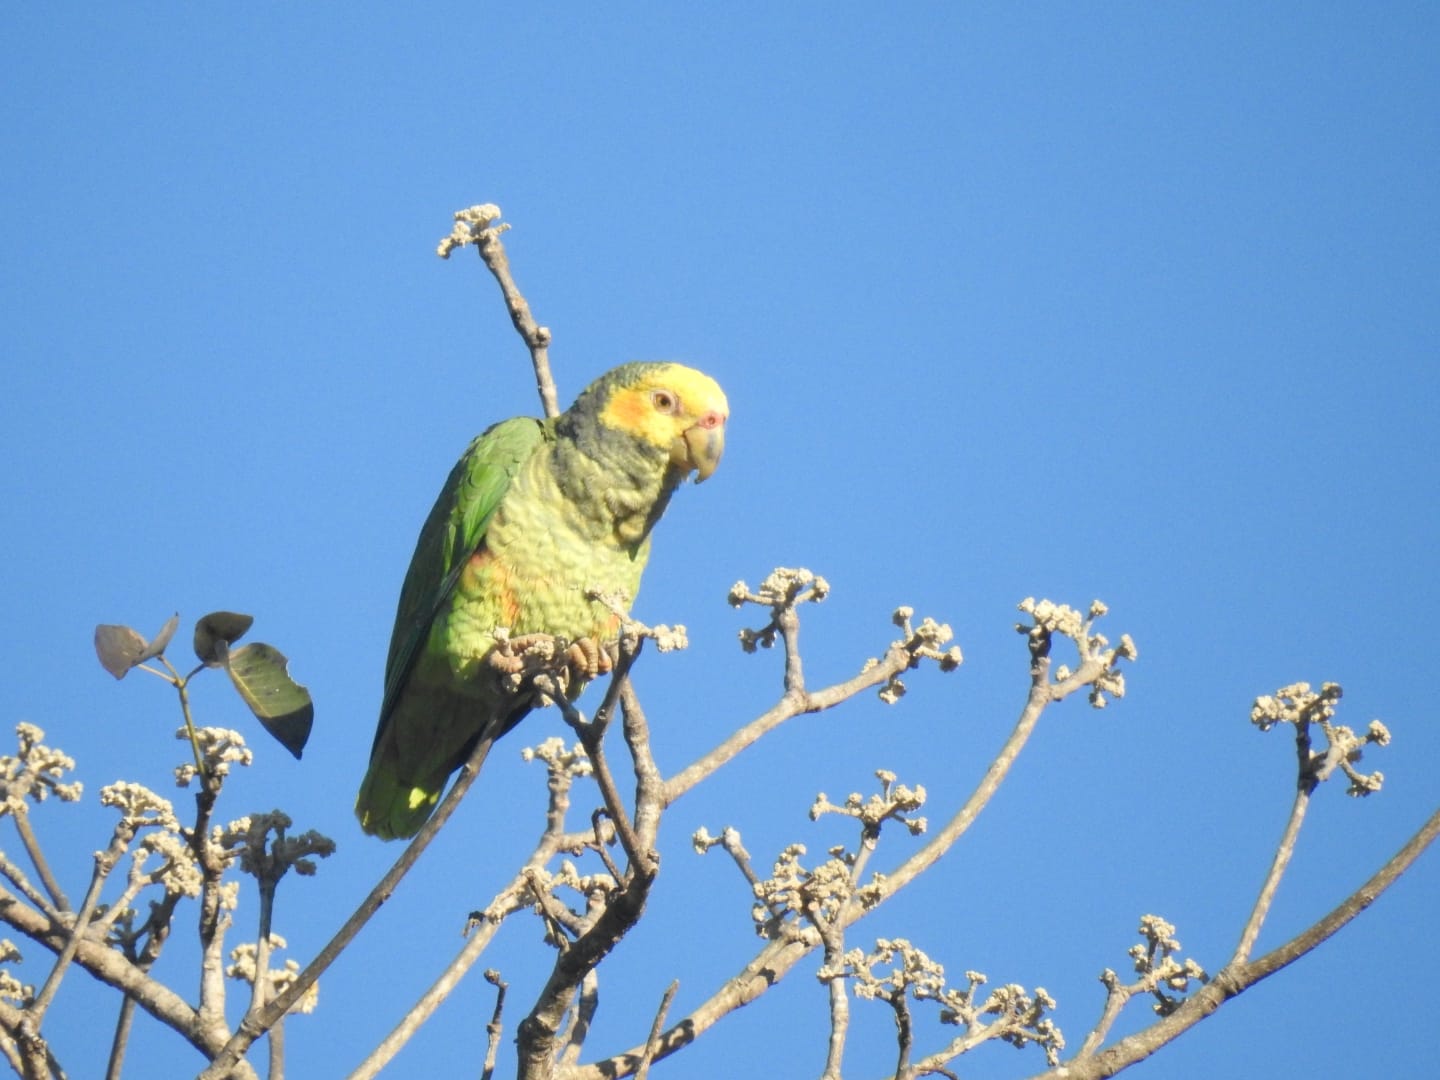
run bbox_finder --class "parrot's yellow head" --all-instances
[595,362,729,481]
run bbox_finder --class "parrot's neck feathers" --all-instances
[545,421,680,550]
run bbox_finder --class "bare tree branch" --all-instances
[0,881,258,1079]
[10,812,68,915]
[0,853,59,922]
[1044,806,1439,1076]
[199,729,504,1079]
[516,668,664,1080]
[571,602,1119,1080]
[29,818,134,1023]
[437,204,560,418]
[8,205,1429,1080]
[349,717,595,1078]
[482,970,508,1080]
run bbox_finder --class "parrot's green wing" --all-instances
[376,416,550,746]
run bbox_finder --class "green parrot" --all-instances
[356,362,728,839]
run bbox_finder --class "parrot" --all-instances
[356,361,728,839]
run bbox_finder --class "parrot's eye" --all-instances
[650,390,678,414]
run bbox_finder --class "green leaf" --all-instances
[94,624,146,679]
[194,611,255,666]
[225,642,313,759]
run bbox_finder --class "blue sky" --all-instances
[3,4,1438,1078]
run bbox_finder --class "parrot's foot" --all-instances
[487,632,564,676]
[564,636,613,680]
[486,633,612,696]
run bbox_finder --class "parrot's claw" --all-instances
[564,636,612,680]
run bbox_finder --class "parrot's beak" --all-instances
[674,412,726,482]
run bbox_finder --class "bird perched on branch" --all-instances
[356,362,728,839]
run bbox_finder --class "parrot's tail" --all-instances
[356,719,496,840]
[355,756,462,840]
[356,690,536,840]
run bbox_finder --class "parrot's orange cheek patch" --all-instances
[600,387,662,442]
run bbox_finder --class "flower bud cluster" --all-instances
[825,939,1065,1067]
[99,782,180,832]
[218,811,336,883]
[819,937,948,1003]
[174,727,253,787]
[1017,598,1136,708]
[227,934,319,1014]
[749,843,883,930]
[1250,682,1389,796]
[0,723,83,813]
[1102,913,1208,1017]
[521,737,593,780]
[0,939,31,1007]
[436,203,505,259]
[810,769,927,838]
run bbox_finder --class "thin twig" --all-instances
[1076,972,1132,1059]
[1032,803,1440,1080]
[268,1017,284,1080]
[0,853,59,920]
[0,881,258,1078]
[617,681,663,865]
[559,970,600,1067]
[663,639,915,803]
[345,871,529,1080]
[590,810,623,883]
[1247,803,1440,978]
[1231,788,1311,966]
[475,226,559,419]
[248,882,277,1020]
[817,918,849,1080]
[778,604,805,694]
[481,970,508,1080]
[552,643,647,874]
[439,205,560,418]
[874,653,1099,903]
[572,649,1090,1080]
[569,721,639,873]
[11,812,68,913]
[634,980,679,1080]
[153,656,208,781]
[515,671,665,1078]
[30,820,135,1022]
[526,867,580,944]
[888,989,915,1080]
[1230,718,1318,965]
[104,996,135,1080]
[351,717,593,1078]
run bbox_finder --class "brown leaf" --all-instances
[94,624,146,680]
